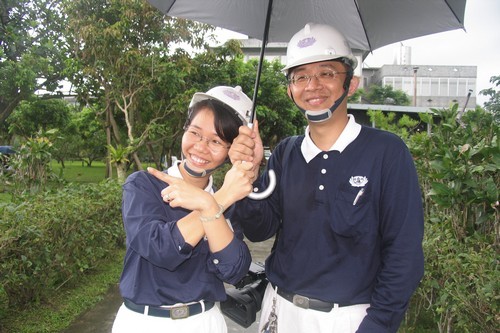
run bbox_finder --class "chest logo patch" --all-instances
[349,176,368,187]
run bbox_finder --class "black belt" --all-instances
[276,288,352,312]
[124,298,215,319]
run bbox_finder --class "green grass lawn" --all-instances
[53,160,157,183]
[53,160,113,183]
[0,192,10,202]
[0,160,147,204]
[0,161,111,204]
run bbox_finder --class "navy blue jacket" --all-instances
[119,168,251,306]
[233,126,424,332]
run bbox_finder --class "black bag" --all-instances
[220,262,268,328]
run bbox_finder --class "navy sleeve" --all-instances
[207,234,252,285]
[122,171,196,270]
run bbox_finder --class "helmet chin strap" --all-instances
[182,159,227,178]
[299,88,348,122]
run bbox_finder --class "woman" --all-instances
[112,86,255,333]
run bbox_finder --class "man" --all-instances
[229,23,424,333]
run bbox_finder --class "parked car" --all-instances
[0,146,16,173]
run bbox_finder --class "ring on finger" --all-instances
[165,193,170,201]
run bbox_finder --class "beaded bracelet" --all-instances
[199,204,224,223]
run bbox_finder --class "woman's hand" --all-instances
[147,167,215,213]
[147,167,234,251]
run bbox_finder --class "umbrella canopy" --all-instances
[148,0,467,121]
[147,0,466,52]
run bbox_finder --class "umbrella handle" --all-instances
[248,169,276,200]
[244,122,276,200]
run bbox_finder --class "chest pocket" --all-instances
[330,185,372,238]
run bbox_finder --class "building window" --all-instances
[449,79,458,97]
[439,78,448,96]
[421,78,431,96]
[458,79,466,96]
[392,77,402,90]
[402,77,413,95]
[467,79,476,94]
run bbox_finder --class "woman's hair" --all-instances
[184,99,243,144]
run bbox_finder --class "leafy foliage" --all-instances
[0,180,123,313]
[0,0,68,123]
[7,99,71,138]
[8,130,58,193]
[367,109,421,140]
[370,105,499,332]
[480,75,500,123]
[362,84,411,105]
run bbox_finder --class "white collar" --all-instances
[301,114,362,163]
[167,161,214,194]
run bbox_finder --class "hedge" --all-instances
[0,179,124,311]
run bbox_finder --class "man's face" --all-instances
[287,60,352,112]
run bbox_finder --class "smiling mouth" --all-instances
[189,153,209,167]
[305,96,329,107]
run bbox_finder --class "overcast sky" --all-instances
[363,0,500,106]
[215,0,499,107]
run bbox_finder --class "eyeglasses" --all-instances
[183,127,230,153]
[289,70,347,87]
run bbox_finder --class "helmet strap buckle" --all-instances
[304,109,332,122]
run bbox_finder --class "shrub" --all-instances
[0,180,124,310]
[421,222,498,333]
[369,105,499,332]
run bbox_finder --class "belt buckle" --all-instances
[170,304,189,319]
[292,294,310,309]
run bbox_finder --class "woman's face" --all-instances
[181,107,230,174]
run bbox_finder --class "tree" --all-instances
[71,106,107,167]
[348,87,365,104]
[480,75,500,123]
[63,0,214,176]
[362,84,411,105]
[7,98,71,138]
[0,0,68,123]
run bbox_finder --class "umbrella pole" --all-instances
[246,0,276,201]
[249,0,274,126]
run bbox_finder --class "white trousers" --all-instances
[112,302,227,333]
[258,283,370,333]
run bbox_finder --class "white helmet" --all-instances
[282,23,358,74]
[189,86,252,125]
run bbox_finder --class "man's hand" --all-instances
[218,161,255,203]
[228,120,264,167]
